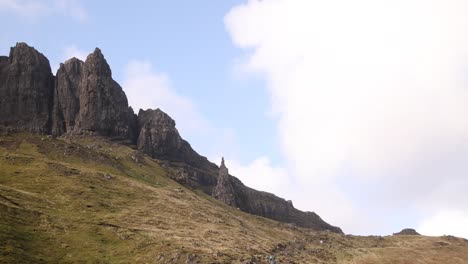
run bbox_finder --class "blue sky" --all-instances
[2,0,468,238]
[0,0,280,165]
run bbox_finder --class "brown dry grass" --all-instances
[1,134,467,263]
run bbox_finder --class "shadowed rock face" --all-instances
[0,42,342,233]
[52,58,83,135]
[213,158,238,207]
[0,43,54,133]
[233,181,343,233]
[74,49,137,139]
[214,159,344,233]
[137,108,217,171]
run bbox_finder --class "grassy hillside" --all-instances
[1,134,467,263]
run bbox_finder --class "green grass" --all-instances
[1,134,468,263]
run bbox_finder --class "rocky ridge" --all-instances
[0,42,342,233]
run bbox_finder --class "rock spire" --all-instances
[212,158,238,207]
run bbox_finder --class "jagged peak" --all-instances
[93,47,102,54]
[220,157,228,174]
[83,47,111,76]
[10,42,38,56]
[63,57,84,65]
[14,42,31,48]
[138,108,176,127]
[8,42,50,70]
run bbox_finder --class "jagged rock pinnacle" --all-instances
[213,158,238,207]
[0,42,343,233]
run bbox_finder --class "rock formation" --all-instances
[0,43,54,133]
[74,48,137,140]
[0,42,342,233]
[212,158,238,207]
[137,108,217,171]
[393,228,420,236]
[212,159,343,233]
[51,58,83,135]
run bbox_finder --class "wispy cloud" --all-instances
[122,60,211,139]
[63,45,88,61]
[0,0,88,21]
[0,0,47,17]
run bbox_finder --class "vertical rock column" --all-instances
[51,58,83,135]
[73,48,136,139]
[213,158,238,207]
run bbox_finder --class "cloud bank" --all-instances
[122,60,212,142]
[225,0,468,236]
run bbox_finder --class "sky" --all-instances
[1,0,468,238]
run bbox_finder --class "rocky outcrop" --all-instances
[137,108,217,171]
[74,48,137,140]
[212,159,343,233]
[393,228,420,236]
[51,58,83,135]
[168,163,217,194]
[234,182,342,232]
[0,43,54,133]
[212,158,238,207]
[0,43,137,140]
[0,42,343,233]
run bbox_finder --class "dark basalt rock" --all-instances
[137,108,217,171]
[168,163,217,194]
[74,48,136,140]
[0,43,54,133]
[0,42,343,233]
[235,183,342,232]
[393,228,420,236]
[51,58,83,135]
[212,158,238,207]
[213,159,343,233]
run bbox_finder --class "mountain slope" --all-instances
[0,42,341,232]
[1,134,468,263]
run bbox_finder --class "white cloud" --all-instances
[0,0,46,17]
[227,156,289,195]
[63,45,87,61]
[50,45,88,74]
[419,210,468,239]
[54,0,87,21]
[225,0,468,234]
[122,60,211,139]
[0,0,88,21]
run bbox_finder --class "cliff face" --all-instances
[74,48,136,139]
[137,108,217,171]
[0,42,342,233]
[0,43,54,133]
[216,160,343,233]
[52,58,83,135]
